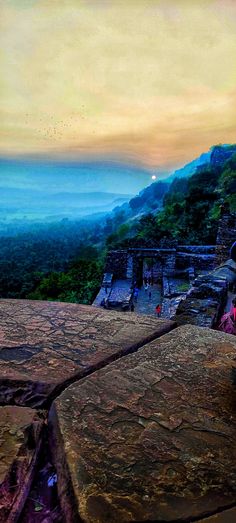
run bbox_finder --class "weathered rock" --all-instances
[175,296,221,328]
[0,299,175,408]
[0,406,44,523]
[49,325,236,522]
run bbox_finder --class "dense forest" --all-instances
[0,145,235,303]
[104,145,236,249]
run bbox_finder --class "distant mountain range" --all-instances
[0,145,234,224]
[0,157,151,222]
[108,144,236,224]
[0,158,152,195]
[0,187,132,221]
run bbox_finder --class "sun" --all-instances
[151,175,157,180]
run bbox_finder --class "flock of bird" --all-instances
[24,108,88,141]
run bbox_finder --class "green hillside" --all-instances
[106,144,236,248]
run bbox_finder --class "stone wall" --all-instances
[105,248,177,285]
[174,259,235,328]
[105,247,214,285]
[215,206,236,267]
[178,245,216,254]
[176,252,215,272]
[105,250,128,279]
[174,278,227,328]
[163,252,176,274]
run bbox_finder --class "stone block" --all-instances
[0,299,175,408]
[49,325,236,522]
[0,406,44,522]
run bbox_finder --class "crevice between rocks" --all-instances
[8,322,236,523]
[1,322,178,522]
[0,321,177,410]
[44,321,177,410]
[19,423,64,523]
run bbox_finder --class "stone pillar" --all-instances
[162,251,176,275]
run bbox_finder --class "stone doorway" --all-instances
[136,256,163,287]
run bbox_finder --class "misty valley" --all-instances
[0,144,235,306]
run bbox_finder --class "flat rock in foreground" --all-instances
[50,325,236,522]
[0,406,44,523]
[0,299,175,407]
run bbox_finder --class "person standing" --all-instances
[155,304,161,317]
[218,297,236,335]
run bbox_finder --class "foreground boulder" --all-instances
[49,325,236,522]
[0,406,44,522]
[0,300,175,407]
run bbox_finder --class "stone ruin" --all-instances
[0,299,236,522]
[93,244,216,312]
[215,203,236,267]
[174,209,236,329]
[94,207,236,330]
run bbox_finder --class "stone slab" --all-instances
[49,325,236,522]
[0,299,175,407]
[0,406,44,523]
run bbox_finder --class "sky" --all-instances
[1,0,236,173]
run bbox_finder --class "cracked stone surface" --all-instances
[49,325,236,522]
[0,299,175,407]
[0,406,44,523]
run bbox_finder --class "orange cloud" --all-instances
[1,0,236,170]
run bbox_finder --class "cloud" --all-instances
[1,0,236,169]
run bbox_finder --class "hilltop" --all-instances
[104,144,236,248]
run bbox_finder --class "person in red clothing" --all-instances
[218,297,236,335]
[155,304,161,317]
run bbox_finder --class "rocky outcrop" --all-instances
[174,256,236,328]
[49,325,236,523]
[174,296,222,328]
[0,406,44,523]
[210,144,236,169]
[0,300,175,408]
[1,300,236,522]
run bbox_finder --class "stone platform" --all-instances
[0,299,175,408]
[49,324,236,522]
[0,300,236,522]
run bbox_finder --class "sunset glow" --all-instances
[1,0,236,171]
